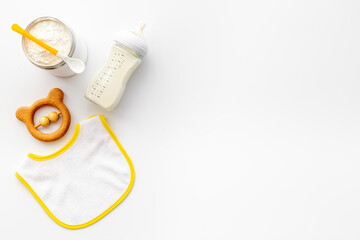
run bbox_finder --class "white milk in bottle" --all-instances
[85,22,148,111]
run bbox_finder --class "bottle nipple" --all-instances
[131,22,146,39]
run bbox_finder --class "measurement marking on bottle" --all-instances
[89,48,127,98]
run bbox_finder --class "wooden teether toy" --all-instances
[16,88,71,142]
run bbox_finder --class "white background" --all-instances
[1,0,360,239]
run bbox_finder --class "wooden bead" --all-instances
[39,116,50,127]
[48,111,59,122]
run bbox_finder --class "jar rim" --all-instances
[22,16,76,70]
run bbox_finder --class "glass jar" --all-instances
[22,16,87,78]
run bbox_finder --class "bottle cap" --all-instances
[115,22,148,57]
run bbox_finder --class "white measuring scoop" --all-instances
[12,23,85,74]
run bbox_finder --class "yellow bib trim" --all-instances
[16,115,135,229]
[27,123,80,161]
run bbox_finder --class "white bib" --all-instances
[16,115,135,229]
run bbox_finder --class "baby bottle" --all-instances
[85,22,148,111]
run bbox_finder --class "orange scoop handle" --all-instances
[11,24,59,56]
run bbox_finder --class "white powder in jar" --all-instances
[24,19,72,66]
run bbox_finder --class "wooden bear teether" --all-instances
[16,88,71,142]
